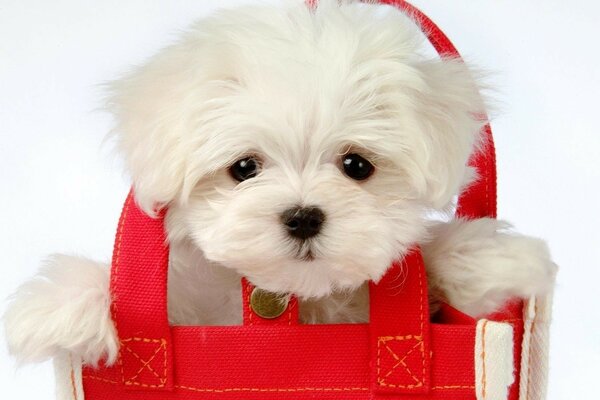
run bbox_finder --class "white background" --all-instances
[1,1,598,399]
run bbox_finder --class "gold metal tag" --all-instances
[250,288,288,319]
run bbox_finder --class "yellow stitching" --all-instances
[82,375,475,393]
[481,320,489,399]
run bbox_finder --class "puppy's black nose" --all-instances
[281,206,325,240]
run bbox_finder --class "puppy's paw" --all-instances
[423,218,557,318]
[3,255,118,366]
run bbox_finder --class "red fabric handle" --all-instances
[369,252,432,394]
[110,191,173,390]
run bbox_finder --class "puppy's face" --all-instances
[109,1,485,298]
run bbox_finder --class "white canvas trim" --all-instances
[475,319,515,400]
[54,352,83,400]
[519,293,553,400]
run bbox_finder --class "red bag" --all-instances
[57,1,540,399]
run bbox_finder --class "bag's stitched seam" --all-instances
[120,337,167,387]
[376,255,426,389]
[83,375,370,392]
[175,385,370,393]
[123,343,164,383]
[383,341,422,380]
[246,282,253,325]
[377,336,424,388]
[287,298,295,326]
[69,354,78,400]
[433,385,475,390]
[83,375,473,392]
[526,300,538,399]
[485,138,490,216]
[112,192,132,385]
[480,320,489,399]
[417,256,426,386]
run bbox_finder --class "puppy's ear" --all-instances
[409,58,487,209]
[107,45,196,215]
[107,38,237,215]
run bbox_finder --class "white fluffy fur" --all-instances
[4,255,118,365]
[423,218,557,317]
[4,0,555,367]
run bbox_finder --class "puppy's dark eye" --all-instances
[229,156,261,182]
[342,153,374,181]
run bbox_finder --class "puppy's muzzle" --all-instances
[281,206,325,240]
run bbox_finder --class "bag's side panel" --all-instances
[54,352,84,400]
[519,294,553,400]
[475,320,515,400]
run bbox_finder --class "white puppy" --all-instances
[4,0,556,367]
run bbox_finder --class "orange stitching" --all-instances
[383,341,423,380]
[163,338,167,387]
[526,300,538,399]
[175,385,370,393]
[69,354,78,400]
[432,385,475,390]
[123,343,165,383]
[377,336,424,388]
[120,337,167,387]
[417,255,426,385]
[121,337,164,343]
[287,298,295,326]
[378,335,423,341]
[246,282,253,325]
[480,320,489,399]
[485,143,490,216]
[84,375,118,384]
[377,333,382,384]
[82,375,370,392]
[126,381,167,389]
[112,192,132,384]
[494,318,523,324]
[82,375,474,393]
[376,256,427,388]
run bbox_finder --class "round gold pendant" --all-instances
[250,288,289,319]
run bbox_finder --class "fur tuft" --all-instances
[3,255,117,366]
